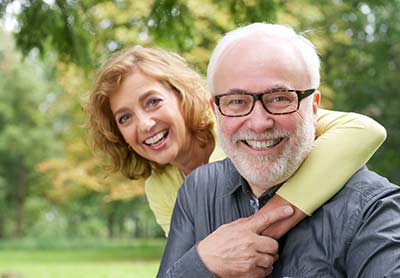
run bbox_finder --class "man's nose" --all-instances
[245,101,274,132]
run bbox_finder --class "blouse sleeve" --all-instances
[145,167,183,236]
[276,108,386,215]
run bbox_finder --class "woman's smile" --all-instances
[144,129,169,148]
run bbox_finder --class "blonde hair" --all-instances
[86,47,214,179]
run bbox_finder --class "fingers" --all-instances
[253,235,279,254]
[254,252,277,269]
[251,256,274,278]
[259,195,307,239]
[249,205,294,234]
[251,266,273,278]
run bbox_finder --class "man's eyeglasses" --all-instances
[213,88,316,117]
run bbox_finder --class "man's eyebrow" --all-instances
[268,84,291,90]
[227,85,290,94]
[260,86,292,93]
[227,88,249,94]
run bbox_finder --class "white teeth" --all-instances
[145,130,167,145]
[245,138,281,150]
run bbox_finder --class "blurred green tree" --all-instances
[0,31,62,237]
[0,0,281,70]
[287,0,400,182]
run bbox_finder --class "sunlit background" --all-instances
[0,0,399,277]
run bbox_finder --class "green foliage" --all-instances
[294,1,400,183]
[1,0,282,71]
[217,0,279,25]
[0,31,62,237]
[14,0,97,67]
[148,0,194,50]
[0,0,13,18]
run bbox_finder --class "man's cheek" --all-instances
[220,122,238,138]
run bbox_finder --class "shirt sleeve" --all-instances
[345,186,400,277]
[145,167,183,236]
[157,179,214,278]
[276,108,387,215]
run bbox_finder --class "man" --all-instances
[157,23,400,278]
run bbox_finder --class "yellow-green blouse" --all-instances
[145,109,386,236]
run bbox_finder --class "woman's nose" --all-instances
[138,114,156,133]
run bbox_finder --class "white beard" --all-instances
[216,112,316,190]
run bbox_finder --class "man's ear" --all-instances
[312,91,320,125]
[209,97,217,114]
[313,91,320,115]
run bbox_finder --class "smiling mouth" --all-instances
[144,130,169,146]
[243,138,283,150]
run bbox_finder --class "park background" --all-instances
[0,0,399,277]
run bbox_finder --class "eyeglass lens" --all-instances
[219,90,299,116]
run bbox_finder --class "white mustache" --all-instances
[231,130,290,144]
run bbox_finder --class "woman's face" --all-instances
[109,71,191,166]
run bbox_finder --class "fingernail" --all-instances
[284,206,294,214]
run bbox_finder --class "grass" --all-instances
[0,238,166,278]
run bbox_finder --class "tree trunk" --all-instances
[107,211,115,239]
[15,167,27,238]
[0,214,4,238]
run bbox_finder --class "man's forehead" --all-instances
[222,33,294,56]
[213,36,310,93]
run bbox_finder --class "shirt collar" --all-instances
[221,159,245,197]
[222,159,282,200]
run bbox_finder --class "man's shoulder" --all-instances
[194,157,233,173]
[179,158,241,197]
[300,166,400,238]
[317,166,400,231]
[338,166,399,206]
[187,157,236,180]
[275,167,400,276]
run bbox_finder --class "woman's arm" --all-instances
[258,108,386,239]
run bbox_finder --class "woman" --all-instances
[86,46,386,237]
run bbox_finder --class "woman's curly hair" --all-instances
[85,47,214,180]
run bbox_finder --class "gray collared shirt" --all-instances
[157,158,400,278]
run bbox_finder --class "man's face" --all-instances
[212,36,319,196]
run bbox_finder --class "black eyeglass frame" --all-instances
[213,88,316,117]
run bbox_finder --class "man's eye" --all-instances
[271,95,292,103]
[118,114,131,125]
[229,99,245,105]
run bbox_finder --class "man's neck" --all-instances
[248,182,281,199]
[242,181,282,210]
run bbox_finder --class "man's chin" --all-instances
[230,151,289,186]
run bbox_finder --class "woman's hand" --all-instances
[254,194,307,239]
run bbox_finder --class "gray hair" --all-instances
[207,23,321,94]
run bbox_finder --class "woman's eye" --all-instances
[145,97,163,107]
[118,114,131,125]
